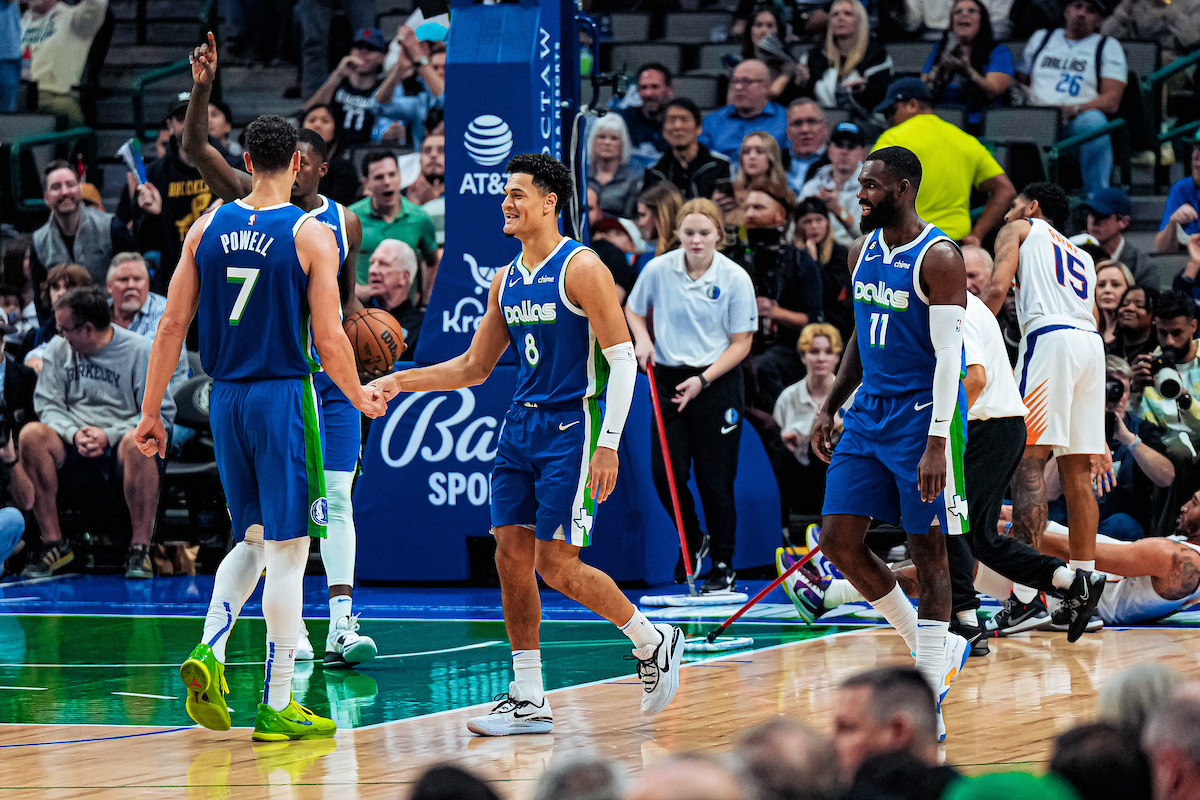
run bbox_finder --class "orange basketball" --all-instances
[344,308,406,375]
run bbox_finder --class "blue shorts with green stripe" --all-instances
[210,376,328,542]
[314,370,361,472]
[823,387,969,536]
[490,399,602,547]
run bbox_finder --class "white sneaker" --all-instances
[633,623,684,716]
[296,625,315,661]
[935,632,970,742]
[323,614,378,669]
[466,682,554,736]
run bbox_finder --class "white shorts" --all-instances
[1015,325,1105,455]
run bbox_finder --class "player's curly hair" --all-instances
[296,128,329,163]
[506,153,573,213]
[244,115,298,174]
[1020,182,1070,230]
[865,146,922,190]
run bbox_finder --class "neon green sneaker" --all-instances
[252,696,337,741]
[180,643,230,731]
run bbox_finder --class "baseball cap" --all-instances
[1084,187,1132,217]
[352,27,387,52]
[874,77,932,114]
[795,196,829,219]
[830,121,866,147]
[167,91,191,120]
[80,182,104,211]
[415,22,448,42]
[592,217,629,237]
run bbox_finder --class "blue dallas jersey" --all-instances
[852,223,957,397]
[194,199,319,381]
[309,195,350,367]
[498,237,609,405]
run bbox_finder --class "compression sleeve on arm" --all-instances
[598,341,637,451]
[928,304,966,439]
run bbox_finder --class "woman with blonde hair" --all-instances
[586,114,643,219]
[635,182,685,272]
[714,132,792,223]
[626,199,756,592]
[774,323,843,515]
[779,0,892,114]
[1095,261,1134,349]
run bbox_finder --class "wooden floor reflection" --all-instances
[3,627,1198,799]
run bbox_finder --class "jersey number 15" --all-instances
[1053,244,1089,300]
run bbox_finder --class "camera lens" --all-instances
[1105,377,1124,404]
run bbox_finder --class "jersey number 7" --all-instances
[227,267,260,325]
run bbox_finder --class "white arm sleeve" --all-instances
[598,341,637,451]
[928,304,966,439]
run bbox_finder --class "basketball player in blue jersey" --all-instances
[371,153,685,735]
[809,147,971,741]
[182,33,379,669]
[134,115,387,740]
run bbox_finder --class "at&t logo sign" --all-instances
[465,115,512,166]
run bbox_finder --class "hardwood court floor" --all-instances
[3,626,1198,799]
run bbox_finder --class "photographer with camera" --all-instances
[1132,291,1200,447]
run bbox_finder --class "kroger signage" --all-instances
[415,0,565,365]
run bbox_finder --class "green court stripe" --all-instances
[951,404,969,532]
[300,374,327,538]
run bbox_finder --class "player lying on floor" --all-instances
[785,490,1200,627]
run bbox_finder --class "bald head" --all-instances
[962,245,994,297]
[626,755,749,800]
[730,59,771,118]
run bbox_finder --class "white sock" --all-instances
[620,609,660,651]
[512,649,544,703]
[824,579,864,609]
[1052,566,1077,590]
[915,620,950,693]
[955,609,978,628]
[1069,559,1095,573]
[868,583,919,654]
[201,531,266,662]
[329,595,352,631]
[1012,583,1038,604]
[320,470,356,586]
[262,536,309,711]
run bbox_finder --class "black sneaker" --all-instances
[951,618,991,657]
[125,544,153,579]
[701,561,735,593]
[983,591,1051,636]
[1052,570,1106,643]
[673,534,709,584]
[20,539,73,578]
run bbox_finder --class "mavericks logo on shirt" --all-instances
[504,300,557,325]
[854,280,910,310]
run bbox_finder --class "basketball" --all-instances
[344,308,406,375]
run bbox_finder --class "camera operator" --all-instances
[1133,291,1200,453]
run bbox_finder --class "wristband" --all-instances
[698,374,710,391]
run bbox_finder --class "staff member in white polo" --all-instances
[626,198,757,594]
[952,292,1091,650]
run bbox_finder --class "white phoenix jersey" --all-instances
[1099,539,1200,624]
[1013,217,1097,338]
[1019,30,1126,107]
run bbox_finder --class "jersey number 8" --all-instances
[524,332,540,366]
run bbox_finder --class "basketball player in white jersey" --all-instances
[983,182,1107,642]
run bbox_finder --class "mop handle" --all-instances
[646,362,693,577]
[705,544,822,643]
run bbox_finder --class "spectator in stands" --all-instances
[301,103,362,207]
[795,196,853,343]
[784,99,831,196]
[743,6,785,64]
[305,27,388,149]
[627,754,749,800]
[19,0,108,126]
[365,239,423,359]
[1143,688,1200,800]
[297,0,376,98]
[207,100,240,158]
[1113,285,1160,363]
[1085,188,1158,287]
[775,323,842,516]
[587,114,644,220]
[1103,0,1200,62]
[590,238,636,305]
[700,59,789,164]
[1016,0,1128,195]
[626,199,756,591]
[644,98,733,201]
[1097,663,1181,738]
[532,757,625,800]
[1155,135,1200,253]
[716,131,791,224]
[2,235,39,343]
[636,181,685,268]
[1134,290,1200,453]
[906,0,1015,40]
[30,161,139,308]
[833,666,940,784]
[351,150,438,306]
[21,263,90,371]
[963,243,994,297]
[1175,235,1200,304]
[403,133,445,247]
[1097,261,1135,350]
[105,252,189,392]
[921,0,1014,129]
[800,121,866,246]
[1051,722,1154,800]
[19,286,175,580]
[621,63,674,162]
[780,0,893,116]
[371,25,444,148]
[734,717,840,800]
[0,0,19,113]
[409,764,501,800]
[873,78,1015,244]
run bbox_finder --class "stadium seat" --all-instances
[663,12,734,44]
[692,43,740,75]
[1121,40,1160,81]
[673,75,720,109]
[825,108,851,127]
[888,41,934,76]
[982,106,1059,178]
[606,43,682,77]
[933,106,967,128]
[605,12,651,42]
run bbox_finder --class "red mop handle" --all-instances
[706,544,822,642]
[646,362,692,577]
